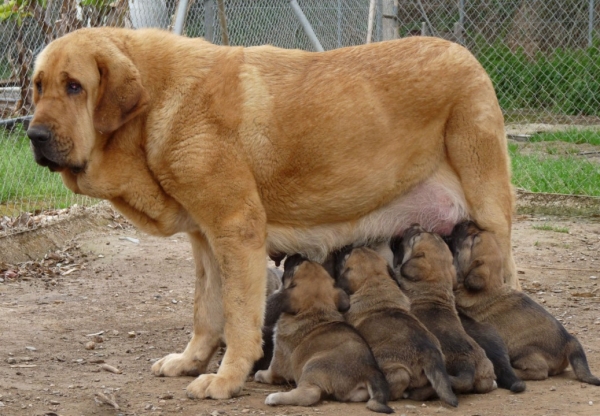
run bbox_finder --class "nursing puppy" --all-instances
[392,225,496,394]
[450,221,600,385]
[254,255,393,413]
[335,246,458,406]
[459,313,526,392]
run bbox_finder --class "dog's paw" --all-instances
[151,353,203,377]
[265,392,282,406]
[186,374,243,399]
[254,370,272,384]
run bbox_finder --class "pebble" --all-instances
[405,405,416,409]
[0,401,4,407]
[128,331,136,338]
[6,357,16,364]
[591,276,597,280]
[25,346,36,351]
[550,386,556,391]
[171,299,178,304]
[85,341,96,350]
[0,278,4,283]
[49,400,60,405]
[590,401,594,405]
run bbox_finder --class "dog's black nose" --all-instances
[27,125,52,144]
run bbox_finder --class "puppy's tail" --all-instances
[423,351,459,407]
[567,337,600,385]
[366,370,394,413]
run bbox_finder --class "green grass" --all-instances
[0,126,89,215]
[529,129,600,146]
[509,143,600,196]
[532,224,570,233]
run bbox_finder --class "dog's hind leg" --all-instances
[152,231,222,378]
[512,354,550,380]
[381,363,411,400]
[444,88,517,289]
[265,383,322,407]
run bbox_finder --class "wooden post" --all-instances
[382,0,398,41]
[366,0,376,43]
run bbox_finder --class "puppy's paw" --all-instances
[151,353,204,377]
[254,370,272,384]
[186,374,243,399]
[265,392,283,406]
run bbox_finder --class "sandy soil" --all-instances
[1,214,600,416]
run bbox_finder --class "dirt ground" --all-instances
[1,212,600,416]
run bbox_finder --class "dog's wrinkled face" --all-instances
[27,29,148,177]
[275,254,350,315]
[394,224,456,287]
[449,221,505,292]
[335,246,396,294]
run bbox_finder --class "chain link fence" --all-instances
[1,0,599,236]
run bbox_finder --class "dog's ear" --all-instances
[335,288,351,313]
[332,245,353,280]
[399,252,426,281]
[463,259,488,292]
[94,49,149,134]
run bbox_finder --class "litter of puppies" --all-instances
[254,221,599,411]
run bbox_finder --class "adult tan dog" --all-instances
[27,27,515,399]
[449,221,600,385]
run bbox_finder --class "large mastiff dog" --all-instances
[27,27,515,399]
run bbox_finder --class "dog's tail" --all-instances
[567,336,600,385]
[366,369,394,413]
[423,351,459,407]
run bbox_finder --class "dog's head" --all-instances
[392,224,456,288]
[334,246,397,294]
[268,254,350,317]
[27,28,149,176]
[449,221,505,292]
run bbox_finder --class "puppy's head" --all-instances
[27,28,148,177]
[272,254,350,316]
[449,221,504,292]
[335,246,397,294]
[393,224,456,288]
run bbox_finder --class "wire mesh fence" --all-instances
[0,0,599,236]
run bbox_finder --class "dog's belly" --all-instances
[266,171,468,261]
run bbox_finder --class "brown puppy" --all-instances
[28,27,516,398]
[335,247,458,406]
[254,255,393,413]
[449,221,600,385]
[392,225,496,394]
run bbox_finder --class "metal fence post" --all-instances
[173,0,189,35]
[290,0,324,52]
[382,0,398,41]
[204,0,215,43]
[589,0,595,48]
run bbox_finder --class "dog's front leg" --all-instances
[152,231,223,377]
[185,207,268,399]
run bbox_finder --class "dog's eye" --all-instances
[67,81,82,95]
[35,81,42,95]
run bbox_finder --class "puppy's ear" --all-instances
[463,259,488,292]
[335,289,351,313]
[331,245,353,280]
[94,49,149,134]
[399,252,426,281]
